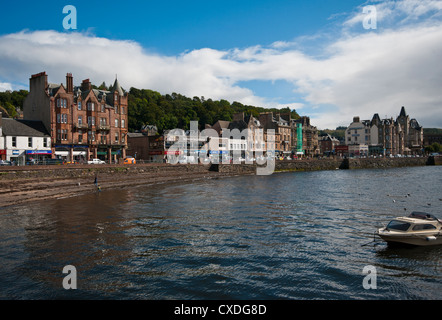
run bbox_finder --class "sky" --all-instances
[0,0,441,129]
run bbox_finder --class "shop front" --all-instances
[25,150,52,164]
[9,149,24,165]
[54,144,89,163]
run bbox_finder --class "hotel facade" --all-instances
[345,106,424,156]
[23,72,128,163]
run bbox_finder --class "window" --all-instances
[62,114,68,124]
[43,138,48,148]
[101,104,105,113]
[121,119,125,128]
[78,134,83,143]
[121,107,125,114]
[88,116,95,126]
[87,102,94,111]
[115,119,119,128]
[58,99,67,108]
[88,131,95,142]
[412,224,437,231]
[57,114,61,123]
[62,129,68,141]
[115,132,119,143]
[386,220,410,231]
[78,116,83,125]
[28,137,32,148]
[57,129,61,141]
[78,102,82,110]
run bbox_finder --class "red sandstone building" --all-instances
[23,72,128,163]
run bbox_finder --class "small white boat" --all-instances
[376,212,442,246]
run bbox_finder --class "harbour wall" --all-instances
[0,156,439,181]
[213,156,438,174]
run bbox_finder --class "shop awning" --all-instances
[26,150,52,155]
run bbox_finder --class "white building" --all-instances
[345,116,369,156]
[0,115,52,165]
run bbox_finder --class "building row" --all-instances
[127,112,320,162]
[0,72,427,164]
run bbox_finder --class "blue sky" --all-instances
[0,0,364,54]
[0,0,441,129]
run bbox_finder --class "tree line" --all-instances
[127,87,300,133]
[0,90,29,118]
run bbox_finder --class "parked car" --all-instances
[88,158,105,164]
[0,160,12,166]
[44,158,64,165]
[123,157,136,164]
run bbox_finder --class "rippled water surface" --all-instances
[1,166,441,299]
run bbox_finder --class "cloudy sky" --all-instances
[0,0,441,129]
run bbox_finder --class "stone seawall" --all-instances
[343,157,429,169]
[210,156,435,174]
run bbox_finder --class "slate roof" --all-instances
[1,118,50,137]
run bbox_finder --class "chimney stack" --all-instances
[233,112,245,122]
[81,78,91,92]
[66,73,73,93]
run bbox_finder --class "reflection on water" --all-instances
[0,166,441,299]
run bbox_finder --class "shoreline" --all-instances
[0,157,439,208]
[0,163,241,208]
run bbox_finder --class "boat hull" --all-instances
[377,230,442,246]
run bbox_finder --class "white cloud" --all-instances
[0,0,441,130]
[343,0,442,29]
[0,82,13,91]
